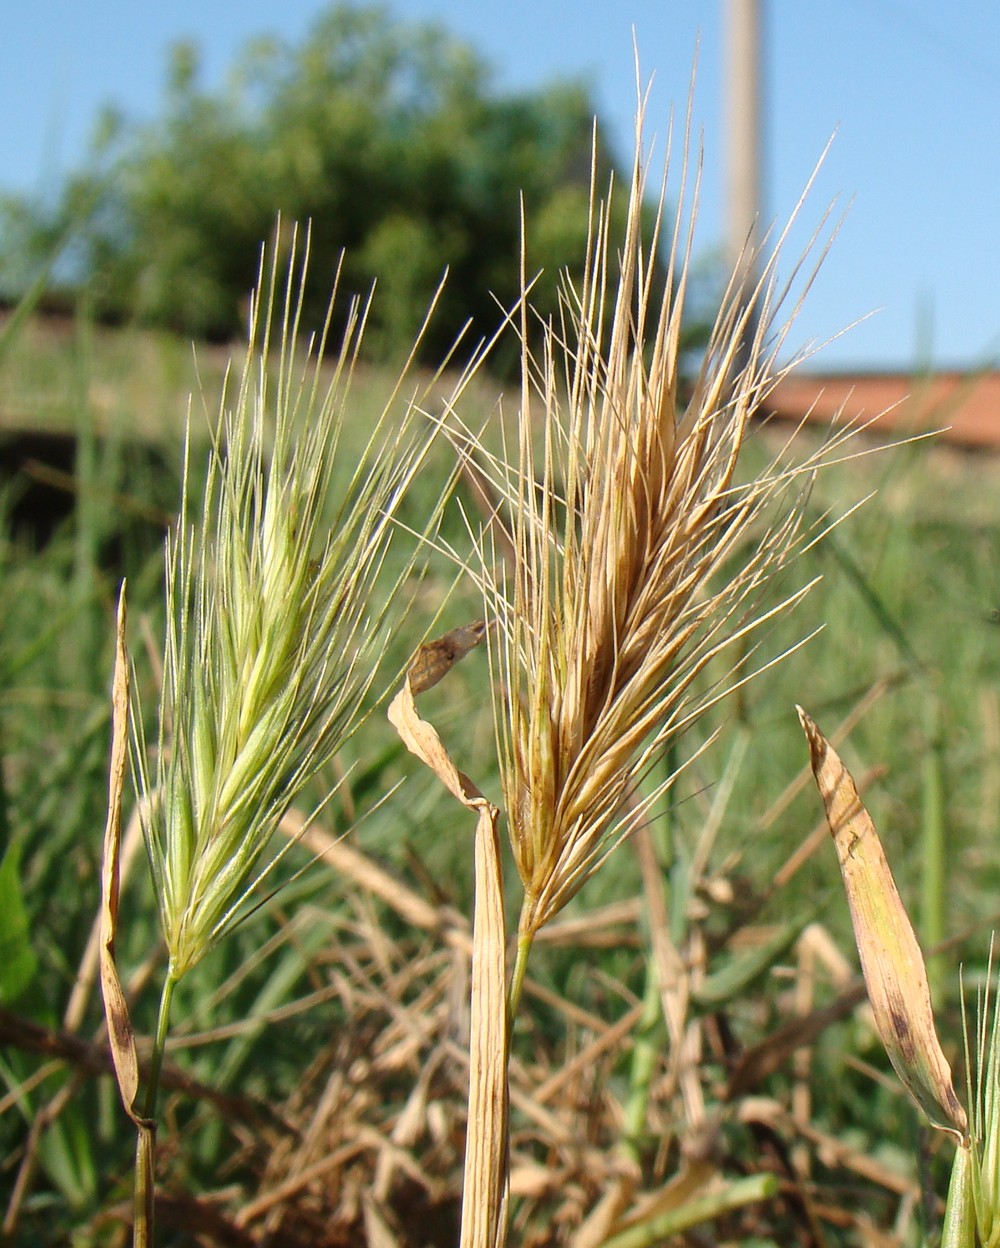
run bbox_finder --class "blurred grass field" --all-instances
[4,308,1000,1245]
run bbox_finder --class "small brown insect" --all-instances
[407,619,489,694]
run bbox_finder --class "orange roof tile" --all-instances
[767,371,1000,449]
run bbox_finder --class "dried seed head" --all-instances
[459,102,860,942]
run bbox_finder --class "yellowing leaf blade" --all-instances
[797,705,968,1143]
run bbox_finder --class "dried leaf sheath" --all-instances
[388,663,508,1248]
[797,706,968,1142]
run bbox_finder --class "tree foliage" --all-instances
[1,4,639,364]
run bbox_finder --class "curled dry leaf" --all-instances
[390,633,492,810]
[796,705,968,1143]
[98,585,146,1125]
[407,620,488,695]
[98,585,156,1235]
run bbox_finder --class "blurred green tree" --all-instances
[1,3,658,367]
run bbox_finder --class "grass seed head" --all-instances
[461,104,859,943]
[132,224,471,979]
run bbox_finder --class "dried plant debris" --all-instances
[797,706,968,1144]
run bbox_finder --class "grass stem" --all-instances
[142,971,177,1123]
[621,967,664,1161]
[508,930,533,1022]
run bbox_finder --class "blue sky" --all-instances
[3,1,999,370]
